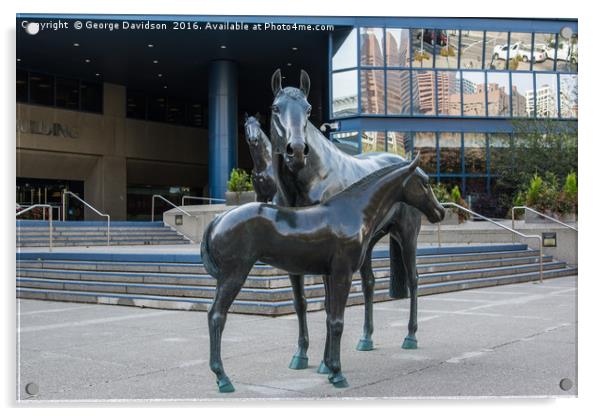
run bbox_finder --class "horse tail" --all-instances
[201,217,220,279]
[388,238,409,299]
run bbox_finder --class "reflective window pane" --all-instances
[361,131,386,153]
[435,29,459,69]
[464,133,487,174]
[466,177,487,197]
[386,70,411,115]
[55,78,79,110]
[127,90,146,119]
[437,71,461,116]
[29,72,54,106]
[511,72,533,117]
[485,31,509,70]
[508,32,534,70]
[462,71,486,117]
[360,27,385,66]
[387,131,409,157]
[460,30,484,69]
[332,70,358,118]
[439,132,462,174]
[360,70,385,114]
[413,70,436,115]
[332,28,357,70]
[487,72,511,117]
[556,33,578,72]
[560,74,578,119]
[147,95,167,122]
[413,132,437,174]
[186,102,203,127]
[386,28,411,67]
[331,131,360,155]
[535,73,558,118]
[80,81,102,113]
[17,69,28,102]
[533,33,556,71]
[166,97,185,124]
[489,133,512,174]
[411,29,434,68]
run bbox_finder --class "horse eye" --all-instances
[271,105,279,114]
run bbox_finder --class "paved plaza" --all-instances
[17,276,577,401]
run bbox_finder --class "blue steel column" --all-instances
[208,60,238,199]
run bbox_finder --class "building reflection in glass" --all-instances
[331,131,360,155]
[489,133,512,174]
[386,28,411,67]
[361,131,386,153]
[485,31,509,70]
[460,30,484,69]
[487,72,511,117]
[464,133,487,174]
[332,70,358,118]
[386,131,409,157]
[533,33,556,71]
[560,74,578,119]
[332,28,358,70]
[437,71,461,116]
[413,70,436,115]
[411,29,434,68]
[361,69,385,114]
[435,29,459,69]
[462,71,486,116]
[511,72,533,117]
[413,132,437,173]
[439,132,461,173]
[556,33,578,72]
[386,70,411,115]
[535,73,558,118]
[360,27,385,66]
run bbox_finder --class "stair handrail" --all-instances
[151,195,192,222]
[16,204,53,251]
[17,203,60,221]
[437,202,544,283]
[62,191,110,246]
[511,206,577,232]
[181,196,226,206]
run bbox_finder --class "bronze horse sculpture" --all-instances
[243,113,277,203]
[203,155,445,392]
[269,69,436,373]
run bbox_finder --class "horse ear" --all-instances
[409,151,421,172]
[300,69,310,97]
[271,69,282,96]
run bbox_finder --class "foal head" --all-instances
[401,155,446,223]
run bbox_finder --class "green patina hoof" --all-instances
[289,355,309,370]
[402,336,418,350]
[329,373,349,388]
[356,338,374,351]
[317,361,330,374]
[217,378,235,393]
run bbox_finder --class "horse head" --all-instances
[244,112,263,147]
[270,69,312,174]
[401,154,446,223]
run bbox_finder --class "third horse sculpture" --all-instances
[243,113,277,203]
[202,154,446,392]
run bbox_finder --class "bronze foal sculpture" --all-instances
[203,155,445,392]
[243,113,276,203]
[269,69,431,374]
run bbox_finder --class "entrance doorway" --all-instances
[16,177,84,220]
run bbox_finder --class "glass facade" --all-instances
[125,89,205,127]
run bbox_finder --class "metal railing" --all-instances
[18,204,60,221]
[62,191,110,246]
[181,196,226,206]
[512,206,578,235]
[16,204,53,251]
[437,202,544,283]
[151,195,192,222]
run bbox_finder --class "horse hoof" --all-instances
[329,373,349,388]
[289,355,309,370]
[317,361,330,374]
[402,336,418,350]
[356,338,374,351]
[217,378,235,393]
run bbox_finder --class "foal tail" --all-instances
[388,239,410,299]
[201,218,220,279]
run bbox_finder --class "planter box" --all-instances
[525,210,577,224]
[225,191,256,206]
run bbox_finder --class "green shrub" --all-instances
[557,172,578,215]
[413,50,430,62]
[227,168,253,193]
[432,183,450,202]
[440,46,456,57]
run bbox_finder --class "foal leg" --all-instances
[317,274,331,374]
[325,271,353,388]
[288,273,309,370]
[356,249,375,351]
[208,271,248,393]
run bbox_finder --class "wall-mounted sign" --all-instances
[175,215,183,226]
[542,232,557,247]
[16,120,78,138]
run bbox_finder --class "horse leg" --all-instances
[317,274,331,374]
[208,271,248,393]
[356,249,375,351]
[288,273,310,370]
[325,270,352,388]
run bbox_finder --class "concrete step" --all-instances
[17,239,191,247]
[16,266,577,315]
